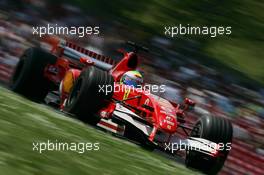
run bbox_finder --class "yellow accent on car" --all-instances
[63,71,74,93]
[123,88,130,100]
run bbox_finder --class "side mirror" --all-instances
[117,48,127,55]
[184,98,195,106]
[184,98,195,111]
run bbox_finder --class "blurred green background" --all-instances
[57,0,264,87]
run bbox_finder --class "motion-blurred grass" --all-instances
[61,0,264,86]
[0,87,198,175]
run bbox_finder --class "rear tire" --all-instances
[185,115,233,174]
[64,66,114,123]
[10,47,57,102]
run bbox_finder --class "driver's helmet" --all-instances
[120,70,143,88]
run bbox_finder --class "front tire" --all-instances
[64,66,114,123]
[185,115,233,174]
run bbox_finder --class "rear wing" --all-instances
[45,37,116,71]
[42,37,139,76]
[66,41,116,66]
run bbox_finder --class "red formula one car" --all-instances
[10,40,233,174]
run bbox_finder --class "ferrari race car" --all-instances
[10,40,233,174]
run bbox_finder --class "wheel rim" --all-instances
[191,123,202,137]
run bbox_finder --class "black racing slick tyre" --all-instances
[64,66,114,123]
[185,115,233,175]
[10,47,57,102]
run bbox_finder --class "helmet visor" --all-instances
[123,76,142,88]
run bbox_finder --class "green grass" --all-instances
[0,87,199,175]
